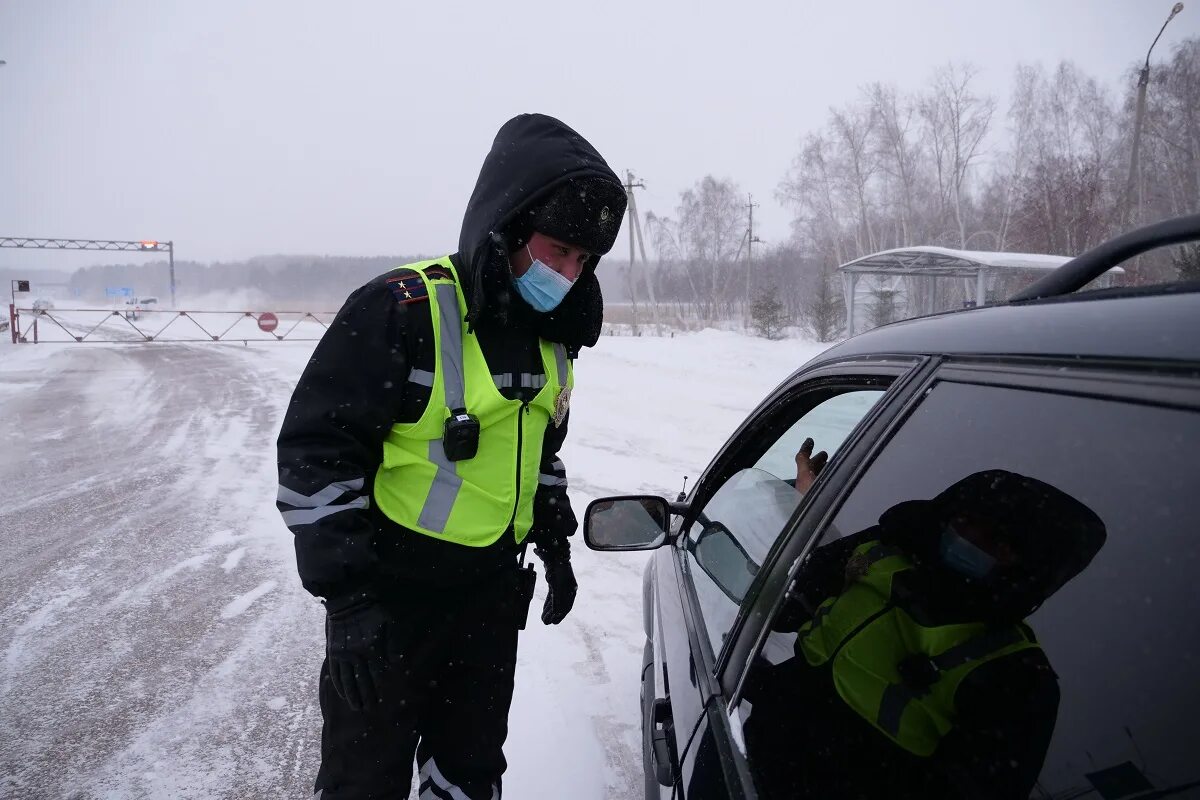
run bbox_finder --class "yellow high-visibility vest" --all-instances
[373,258,573,547]
[798,539,1041,756]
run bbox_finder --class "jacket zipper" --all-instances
[505,337,537,537]
[505,401,530,536]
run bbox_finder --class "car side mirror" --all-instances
[691,521,758,603]
[584,495,671,551]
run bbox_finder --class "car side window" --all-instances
[737,380,1200,800]
[684,388,886,662]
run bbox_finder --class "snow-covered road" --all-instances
[0,330,827,799]
[1,344,319,798]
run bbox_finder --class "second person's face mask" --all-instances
[513,246,575,312]
[938,525,998,580]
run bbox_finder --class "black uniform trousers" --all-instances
[314,565,532,800]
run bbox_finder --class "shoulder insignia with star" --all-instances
[385,269,428,305]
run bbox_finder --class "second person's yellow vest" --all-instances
[798,540,1041,756]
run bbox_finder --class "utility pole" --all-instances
[623,170,646,334]
[1120,2,1185,230]
[744,194,763,324]
[626,177,658,330]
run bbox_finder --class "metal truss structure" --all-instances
[2,236,178,305]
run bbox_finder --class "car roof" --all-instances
[810,283,1200,367]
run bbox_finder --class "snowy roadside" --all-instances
[0,329,830,799]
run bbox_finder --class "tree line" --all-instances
[632,38,1200,340]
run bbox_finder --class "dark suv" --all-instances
[584,215,1200,800]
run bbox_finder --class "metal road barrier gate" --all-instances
[7,306,336,344]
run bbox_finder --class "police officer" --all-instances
[276,114,626,800]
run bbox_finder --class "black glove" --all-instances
[324,596,390,711]
[535,541,578,625]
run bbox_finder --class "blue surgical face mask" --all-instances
[938,526,997,580]
[513,247,575,312]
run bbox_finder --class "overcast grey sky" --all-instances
[2,0,1197,270]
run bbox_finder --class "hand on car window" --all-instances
[795,437,828,494]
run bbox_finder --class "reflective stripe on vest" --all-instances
[416,282,468,532]
[798,539,1041,756]
[373,257,573,547]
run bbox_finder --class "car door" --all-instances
[649,358,923,797]
[723,357,1200,798]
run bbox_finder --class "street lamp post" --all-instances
[1120,3,1185,229]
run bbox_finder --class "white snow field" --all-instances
[0,327,831,799]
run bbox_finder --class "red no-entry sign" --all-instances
[258,312,279,333]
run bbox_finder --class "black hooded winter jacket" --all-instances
[276,115,623,603]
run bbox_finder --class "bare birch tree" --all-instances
[868,83,924,248]
[829,104,880,257]
[646,177,747,323]
[919,64,996,248]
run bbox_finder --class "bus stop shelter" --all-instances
[838,246,1122,336]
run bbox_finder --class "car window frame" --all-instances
[664,357,929,799]
[669,357,928,687]
[679,376,901,667]
[723,353,1200,707]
